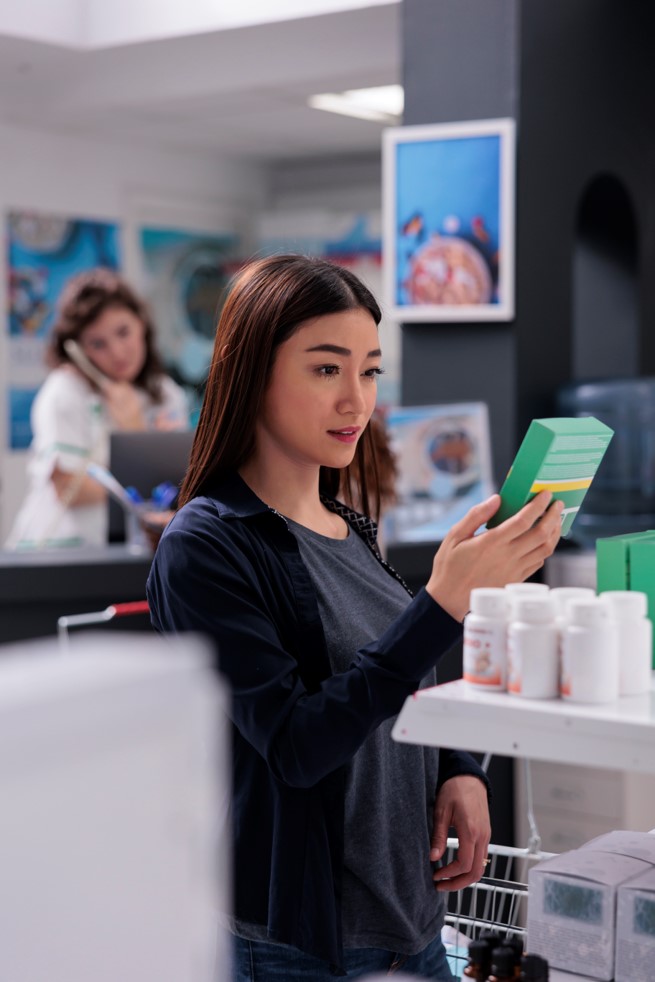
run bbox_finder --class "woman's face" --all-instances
[256,307,382,473]
[78,305,148,383]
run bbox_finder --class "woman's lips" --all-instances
[327,427,360,444]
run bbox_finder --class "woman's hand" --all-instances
[430,774,491,892]
[103,381,146,431]
[427,491,563,622]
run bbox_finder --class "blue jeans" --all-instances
[233,932,455,980]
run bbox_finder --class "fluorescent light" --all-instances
[308,83,403,123]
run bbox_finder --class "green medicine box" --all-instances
[596,531,655,593]
[488,417,614,536]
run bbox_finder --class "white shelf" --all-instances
[392,677,655,774]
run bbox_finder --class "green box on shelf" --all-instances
[596,531,655,593]
[487,417,614,537]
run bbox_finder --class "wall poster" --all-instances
[7,210,120,449]
[382,402,494,544]
[383,118,515,322]
[138,226,240,426]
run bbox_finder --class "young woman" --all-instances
[146,254,562,980]
[7,268,188,549]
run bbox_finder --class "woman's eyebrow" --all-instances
[305,343,382,358]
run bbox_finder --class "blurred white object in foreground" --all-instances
[0,631,230,982]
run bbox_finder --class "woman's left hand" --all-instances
[430,774,491,891]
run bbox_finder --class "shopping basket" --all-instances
[57,600,151,653]
[442,759,555,978]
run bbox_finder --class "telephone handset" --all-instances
[63,339,111,390]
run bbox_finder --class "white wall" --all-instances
[0,121,267,540]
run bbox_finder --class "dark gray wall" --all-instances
[515,0,655,430]
[401,0,655,481]
[401,0,520,483]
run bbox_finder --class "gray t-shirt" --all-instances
[287,519,445,954]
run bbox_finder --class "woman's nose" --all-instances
[338,378,367,415]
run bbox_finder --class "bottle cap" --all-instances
[568,597,605,628]
[513,596,555,624]
[491,945,518,974]
[520,952,549,979]
[505,582,550,596]
[467,938,492,971]
[600,590,648,620]
[470,588,507,618]
[505,935,524,959]
[550,586,596,618]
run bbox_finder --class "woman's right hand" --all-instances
[426,491,564,622]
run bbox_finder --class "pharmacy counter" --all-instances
[0,544,153,645]
[393,677,655,774]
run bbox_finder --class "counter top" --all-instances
[0,545,154,644]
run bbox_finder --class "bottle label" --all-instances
[463,621,506,689]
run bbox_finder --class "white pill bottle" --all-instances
[561,598,619,703]
[599,591,652,696]
[507,595,559,699]
[463,587,508,691]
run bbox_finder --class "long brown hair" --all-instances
[47,268,166,401]
[179,253,384,517]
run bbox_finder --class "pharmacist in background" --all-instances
[6,269,189,551]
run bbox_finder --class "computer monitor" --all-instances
[108,430,195,542]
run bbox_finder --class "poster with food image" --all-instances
[382,118,515,321]
[6,210,120,449]
[382,402,494,544]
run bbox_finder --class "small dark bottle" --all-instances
[488,945,520,982]
[463,938,493,979]
[505,936,525,977]
[519,953,549,981]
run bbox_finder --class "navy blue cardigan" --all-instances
[146,473,489,974]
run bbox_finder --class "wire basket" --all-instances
[443,836,554,979]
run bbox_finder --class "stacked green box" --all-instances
[596,530,655,669]
[488,417,614,537]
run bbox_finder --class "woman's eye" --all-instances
[317,365,340,376]
[363,367,386,379]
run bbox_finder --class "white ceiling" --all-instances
[0,4,401,162]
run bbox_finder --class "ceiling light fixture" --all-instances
[307,83,403,124]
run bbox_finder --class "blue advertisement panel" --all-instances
[7,211,120,449]
[382,118,515,322]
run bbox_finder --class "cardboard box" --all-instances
[488,417,614,537]
[527,849,650,980]
[616,867,655,982]
[596,531,655,668]
[596,531,655,593]
[580,831,655,866]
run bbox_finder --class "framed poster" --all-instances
[138,225,240,426]
[6,210,120,449]
[381,402,494,545]
[382,118,515,322]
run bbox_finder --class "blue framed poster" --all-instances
[7,210,120,449]
[382,118,515,322]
